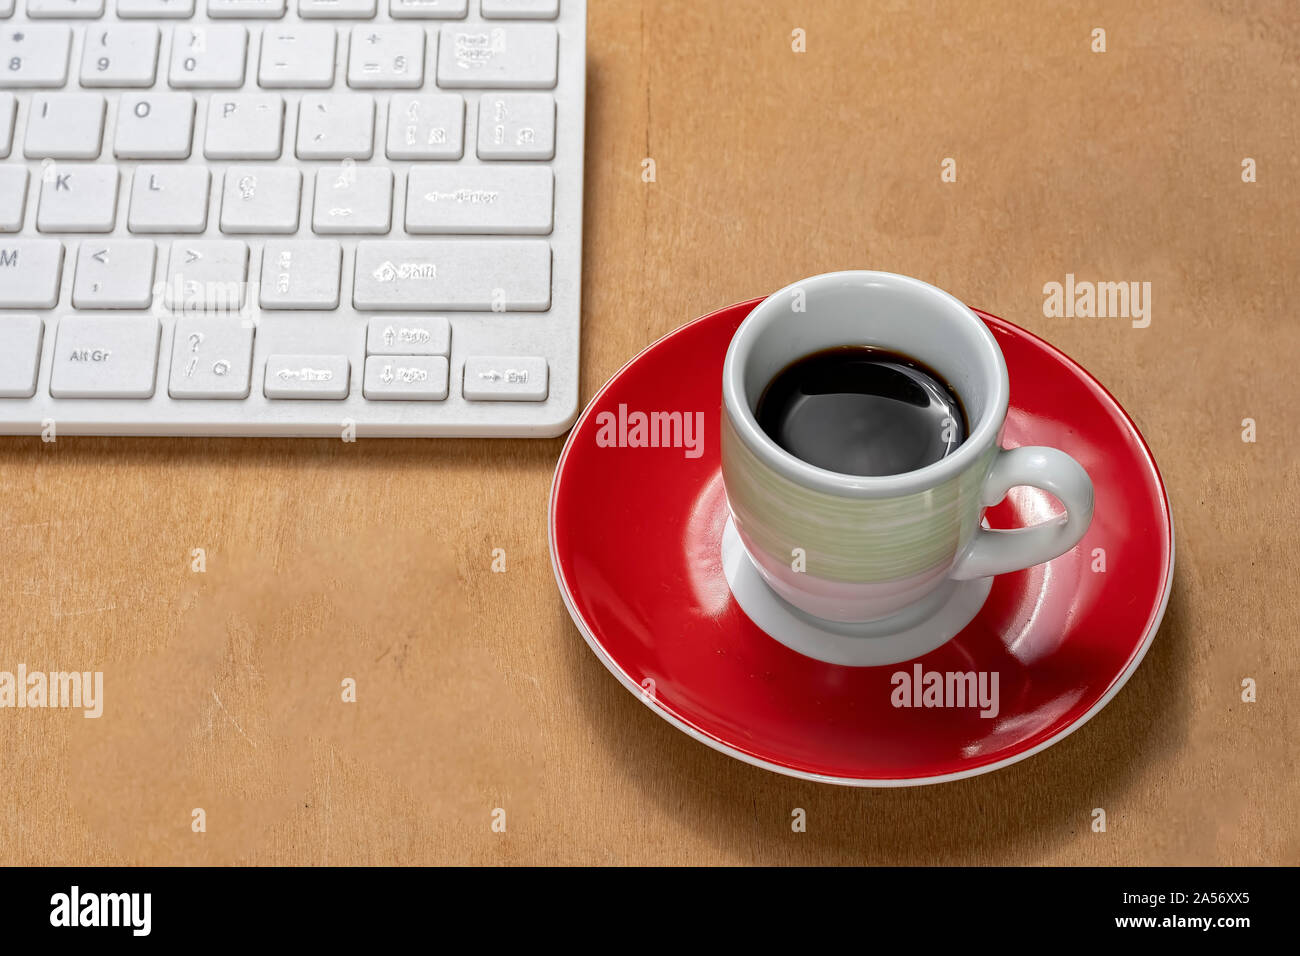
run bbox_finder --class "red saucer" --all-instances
[549,299,1174,786]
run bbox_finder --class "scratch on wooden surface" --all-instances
[211,691,256,749]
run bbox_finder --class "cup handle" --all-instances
[950,446,1095,581]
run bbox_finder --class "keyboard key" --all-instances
[80,24,160,88]
[386,93,463,160]
[299,0,374,17]
[258,24,335,88]
[49,315,160,398]
[389,0,465,18]
[259,239,341,309]
[312,164,391,234]
[164,239,248,312]
[482,0,558,18]
[27,0,105,16]
[462,355,547,401]
[353,239,550,311]
[363,355,448,400]
[477,93,554,160]
[264,353,349,399]
[0,165,27,232]
[220,166,301,234]
[169,25,247,88]
[129,165,209,233]
[24,93,105,159]
[117,0,195,16]
[296,93,374,159]
[436,24,556,89]
[0,315,43,397]
[37,165,118,232]
[365,315,449,356]
[405,166,553,235]
[168,316,254,399]
[115,92,194,158]
[207,0,286,15]
[0,239,62,307]
[204,93,283,159]
[347,25,423,89]
[0,25,71,89]
[72,240,156,308]
[0,93,13,157]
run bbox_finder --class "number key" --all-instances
[81,25,159,88]
[169,25,247,89]
[0,25,71,89]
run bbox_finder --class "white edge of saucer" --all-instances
[545,311,1177,788]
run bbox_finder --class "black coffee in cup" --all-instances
[754,346,967,477]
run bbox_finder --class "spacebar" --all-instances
[352,240,552,311]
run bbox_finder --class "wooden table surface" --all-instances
[2,0,1296,866]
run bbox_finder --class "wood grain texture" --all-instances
[1,0,1297,865]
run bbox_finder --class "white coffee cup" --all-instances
[721,271,1094,625]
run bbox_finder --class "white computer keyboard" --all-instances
[0,0,584,437]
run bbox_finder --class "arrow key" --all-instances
[365,316,449,356]
[264,353,350,400]
[73,239,156,309]
[363,355,448,401]
[463,355,547,402]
